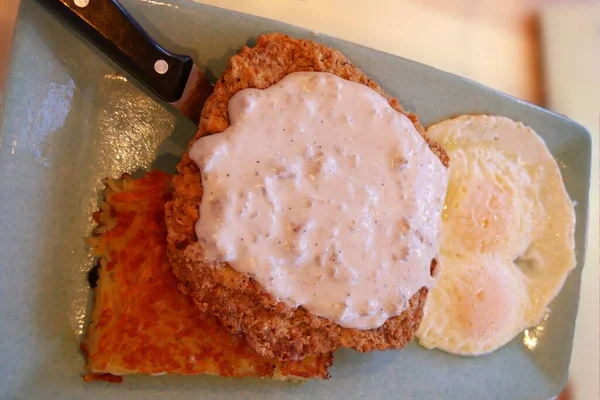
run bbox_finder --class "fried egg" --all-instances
[417,115,576,356]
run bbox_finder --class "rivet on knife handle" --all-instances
[38,0,193,103]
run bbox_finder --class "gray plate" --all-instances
[0,1,591,399]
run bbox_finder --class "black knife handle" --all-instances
[38,0,193,103]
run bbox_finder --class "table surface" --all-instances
[541,4,600,400]
[0,1,596,399]
[196,0,544,105]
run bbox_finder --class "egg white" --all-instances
[417,115,576,356]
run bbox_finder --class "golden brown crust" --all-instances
[166,33,448,361]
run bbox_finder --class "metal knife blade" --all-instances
[38,0,213,125]
[171,64,213,124]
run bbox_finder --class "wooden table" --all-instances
[0,0,21,107]
[197,0,544,105]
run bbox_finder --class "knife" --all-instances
[37,0,213,124]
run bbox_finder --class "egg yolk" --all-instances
[450,259,521,341]
[441,146,542,260]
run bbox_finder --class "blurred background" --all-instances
[0,0,598,398]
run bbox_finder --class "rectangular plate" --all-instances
[0,1,591,399]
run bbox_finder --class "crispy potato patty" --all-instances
[83,170,332,380]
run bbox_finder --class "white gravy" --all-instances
[189,72,448,329]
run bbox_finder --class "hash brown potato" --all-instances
[82,171,332,380]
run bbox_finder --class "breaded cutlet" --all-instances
[165,33,449,361]
[82,171,332,380]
